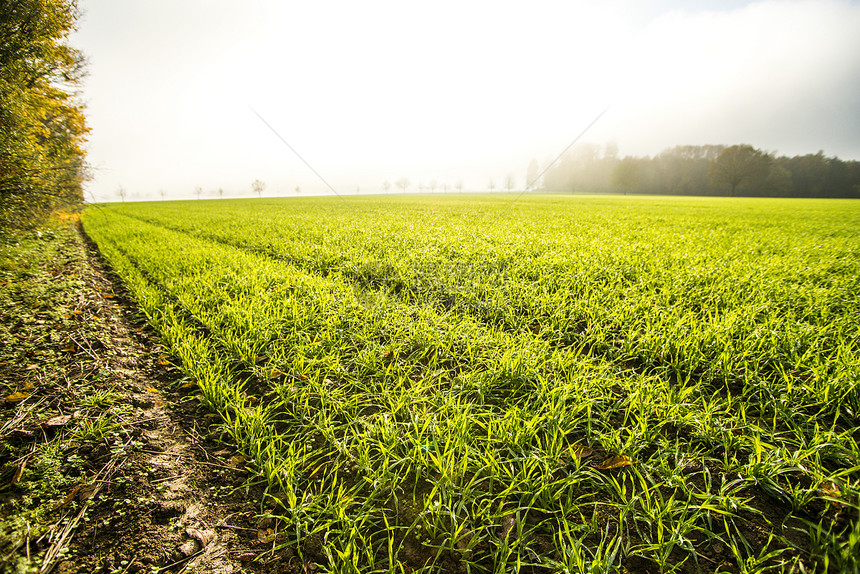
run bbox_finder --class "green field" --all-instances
[82,195,860,573]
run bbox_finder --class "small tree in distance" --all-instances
[488,179,496,192]
[295,186,301,195]
[252,179,265,198]
[117,185,127,202]
[194,186,202,200]
[504,174,515,193]
[526,158,539,190]
[218,188,224,199]
[159,189,166,201]
[395,178,410,194]
[382,181,391,193]
[455,180,463,193]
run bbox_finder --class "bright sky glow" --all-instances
[72,0,860,201]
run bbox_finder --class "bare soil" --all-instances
[1,218,294,573]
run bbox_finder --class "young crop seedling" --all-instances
[83,195,860,573]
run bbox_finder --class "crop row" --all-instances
[83,196,860,573]
[110,198,859,430]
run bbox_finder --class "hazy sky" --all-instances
[72,0,860,201]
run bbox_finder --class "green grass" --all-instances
[82,195,860,573]
[0,215,146,574]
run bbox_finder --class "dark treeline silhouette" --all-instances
[541,144,860,198]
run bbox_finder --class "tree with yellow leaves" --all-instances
[0,0,89,231]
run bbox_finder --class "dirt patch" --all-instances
[1,217,291,573]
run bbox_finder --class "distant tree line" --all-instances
[541,144,860,198]
[0,0,89,232]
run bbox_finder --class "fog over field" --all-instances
[73,0,860,201]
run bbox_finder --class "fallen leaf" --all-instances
[569,444,594,459]
[186,527,209,547]
[102,293,114,299]
[157,359,170,366]
[61,342,76,353]
[53,485,82,510]
[5,392,29,403]
[73,310,83,315]
[43,414,73,428]
[256,516,273,529]
[594,455,633,470]
[77,484,98,500]
[145,388,159,393]
[11,459,27,484]
[154,400,164,408]
[820,481,841,498]
[228,455,248,468]
[180,382,196,389]
[237,552,257,562]
[257,528,276,543]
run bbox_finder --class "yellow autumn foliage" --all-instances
[0,0,89,232]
